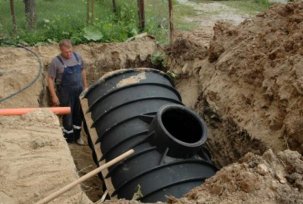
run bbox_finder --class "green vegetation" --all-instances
[188,0,270,15]
[222,0,270,15]
[0,0,270,45]
[0,0,141,45]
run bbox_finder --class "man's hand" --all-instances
[51,95,60,106]
[48,76,60,106]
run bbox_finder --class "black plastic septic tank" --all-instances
[83,68,216,202]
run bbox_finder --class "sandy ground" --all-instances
[69,138,104,202]
[1,2,303,203]
[0,36,157,203]
[0,110,92,204]
[34,36,157,83]
[0,47,45,108]
[0,36,157,108]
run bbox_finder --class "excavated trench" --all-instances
[0,23,270,204]
[28,38,227,202]
[2,3,303,200]
[0,39,276,202]
[40,37,160,202]
[82,68,217,202]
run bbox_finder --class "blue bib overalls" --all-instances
[56,53,83,143]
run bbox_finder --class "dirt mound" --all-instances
[0,110,92,204]
[167,2,303,166]
[169,149,303,204]
[167,30,210,61]
[206,2,303,154]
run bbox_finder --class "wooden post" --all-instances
[86,0,94,24]
[9,0,17,33]
[23,0,36,29]
[112,0,117,13]
[86,0,90,24]
[137,0,145,31]
[91,0,94,23]
[168,0,174,46]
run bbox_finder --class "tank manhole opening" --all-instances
[161,107,203,144]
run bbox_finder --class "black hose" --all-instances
[0,40,43,103]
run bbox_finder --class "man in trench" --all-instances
[48,39,88,144]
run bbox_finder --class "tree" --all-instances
[9,0,17,33]
[137,0,145,31]
[112,0,117,13]
[86,0,95,25]
[168,0,174,45]
[23,0,36,29]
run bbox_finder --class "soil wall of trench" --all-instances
[0,36,157,108]
[1,3,303,202]
[167,2,303,167]
[158,3,303,203]
[0,36,158,203]
[0,110,93,204]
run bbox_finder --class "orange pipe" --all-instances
[0,107,71,116]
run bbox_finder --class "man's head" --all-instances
[59,39,73,59]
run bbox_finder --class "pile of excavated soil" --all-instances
[0,110,92,204]
[0,36,157,108]
[167,2,303,166]
[169,149,303,204]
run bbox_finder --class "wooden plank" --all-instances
[80,98,116,197]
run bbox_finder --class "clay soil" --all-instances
[168,1,303,166]
[169,149,303,204]
[164,2,303,203]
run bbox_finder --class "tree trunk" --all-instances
[87,0,90,24]
[23,0,36,29]
[9,0,17,33]
[86,0,95,25]
[168,0,174,46]
[91,0,94,23]
[112,0,117,13]
[137,0,145,31]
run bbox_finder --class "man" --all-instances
[48,39,88,144]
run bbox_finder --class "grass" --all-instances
[0,0,270,45]
[1,0,89,41]
[0,0,140,44]
[222,0,270,15]
[190,0,270,14]
[172,0,270,31]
